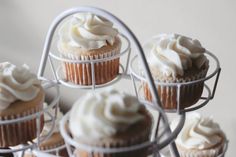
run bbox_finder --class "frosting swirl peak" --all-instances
[171,112,225,150]
[58,13,118,50]
[0,62,41,110]
[146,34,208,77]
[69,89,145,140]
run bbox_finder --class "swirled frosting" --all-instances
[0,62,41,110]
[69,89,145,140]
[58,13,118,50]
[146,34,208,77]
[42,103,64,135]
[171,112,225,150]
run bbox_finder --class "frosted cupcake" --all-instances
[69,89,152,157]
[143,34,209,109]
[0,62,44,147]
[58,13,121,85]
[171,112,226,157]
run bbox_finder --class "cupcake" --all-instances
[23,103,68,157]
[58,13,121,85]
[143,34,209,109]
[0,62,44,147]
[69,89,152,157]
[171,112,226,157]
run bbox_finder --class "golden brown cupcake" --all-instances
[143,34,209,109]
[171,112,226,157]
[69,89,152,157]
[58,13,121,85]
[0,62,44,147]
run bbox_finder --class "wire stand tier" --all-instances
[60,107,185,157]
[0,80,60,156]
[47,32,131,90]
[36,6,225,157]
[130,51,221,113]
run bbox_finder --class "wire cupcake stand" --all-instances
[39,6,227,157]
[0,6,227,157]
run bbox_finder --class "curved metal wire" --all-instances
[130,51,220,86]
[56,64,125,89]
[49,33,130,64]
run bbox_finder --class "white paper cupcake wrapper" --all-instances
[60,45,121,85]
[0,103,44,147]
[178,141,225,157]
[74,131,150,157]
[143,66,209,109]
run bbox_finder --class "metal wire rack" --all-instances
[31,6,225,157]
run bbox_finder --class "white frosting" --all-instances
[0,62,41,110]
[171,112,225,150]
[42,103,64,135]
[69,89,144,140]
[58,13,118,50]
[145,34,208,77]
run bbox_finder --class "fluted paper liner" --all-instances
[143,65,209,109]
[177,140,225,157]
[0,103,44,147]
[60,43,121,86]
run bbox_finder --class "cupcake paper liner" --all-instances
[60,44,121,86]
[177,141,225,157]
[143,65,209,109]
[74,132,150,157]
[0,103,44,147]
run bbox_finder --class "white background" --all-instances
[0,0,235,156]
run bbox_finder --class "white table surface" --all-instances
[0,0,235,156]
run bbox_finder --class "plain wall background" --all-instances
[0,0,235,156]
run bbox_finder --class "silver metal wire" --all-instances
[56,64,124,89]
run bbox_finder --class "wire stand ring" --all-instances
[0,80,60,154]
[60,110,185,156]
[130,51,221,113]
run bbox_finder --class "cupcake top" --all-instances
[171,112,225,150]
[0,62,41,110]
[42,103,64,135]
[58,13,118,51]
[69,89,145,140]
[145,34,208,77]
